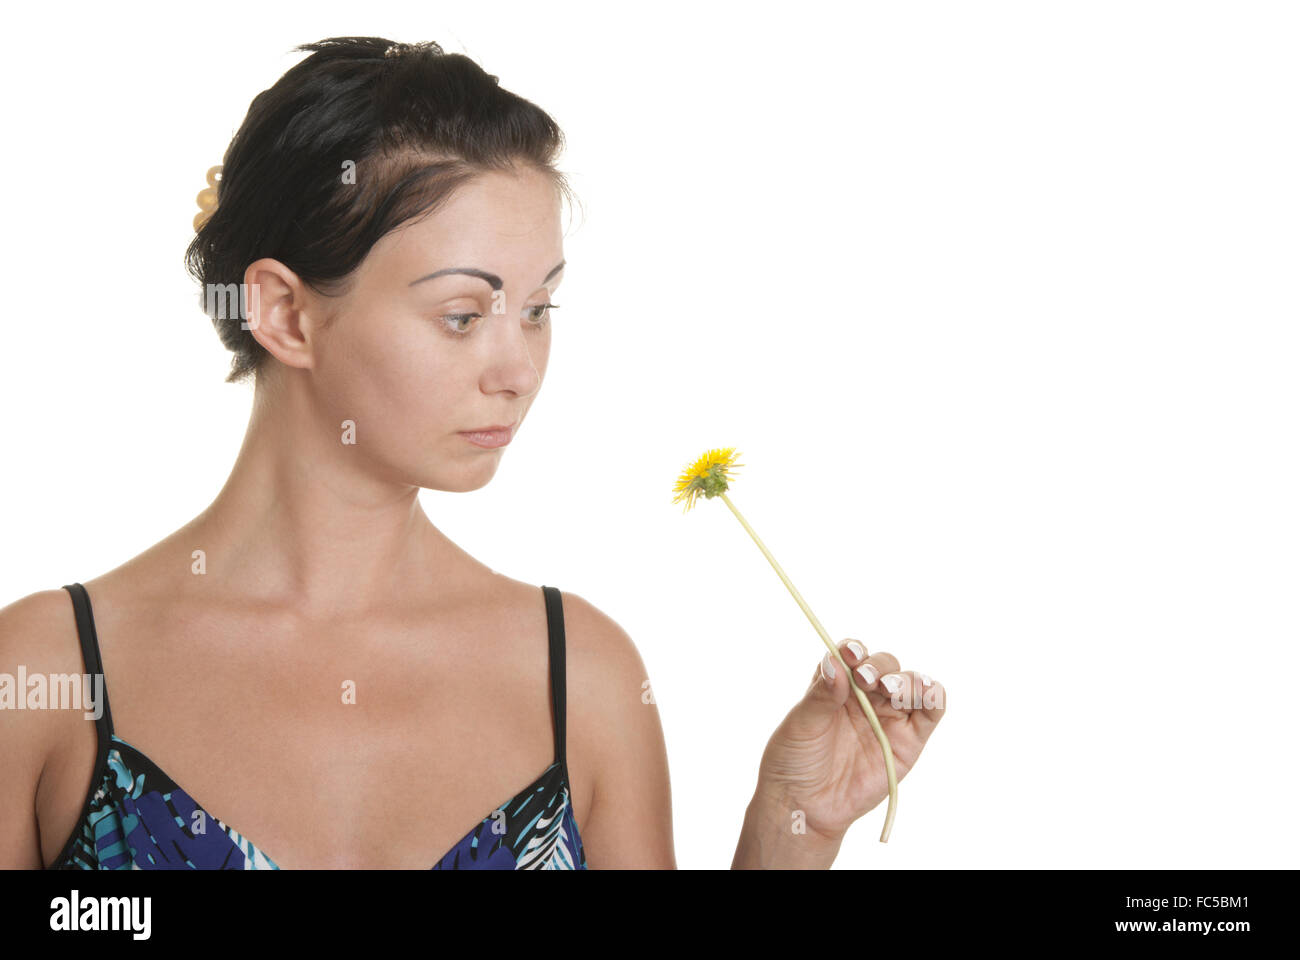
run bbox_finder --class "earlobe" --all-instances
[242,258,316,371]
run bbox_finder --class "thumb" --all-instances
[807,649,853,714]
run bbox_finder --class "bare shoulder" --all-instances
[0,587,76,636]
[480,576,650,705]
[545,587,676,868]
[0,586,78,635]
[548,587,661,737]
[0,586,92,756]
[0,587,85,712]
[0,587,88,868]
[555,589,648,678]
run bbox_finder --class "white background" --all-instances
[2,1,1296,869]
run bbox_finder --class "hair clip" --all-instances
[384,41,438,59]
[193,165,223,231]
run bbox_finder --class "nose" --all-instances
[483,311,543,398]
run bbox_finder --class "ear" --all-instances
[242,257,321,372]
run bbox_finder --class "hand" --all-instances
[754,640,947,843]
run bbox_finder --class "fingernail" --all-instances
[855,663,878,686]
[880,673,904,694]
[820,652,836,681]
[920,673,934,687]
[846,640,866,660]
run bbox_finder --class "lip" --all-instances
[458,423,515,448]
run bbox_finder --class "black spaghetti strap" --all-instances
[541,585,567,772]
[47,583,116,869]
[60,583,114,740]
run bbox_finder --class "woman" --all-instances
[0,36,945,870]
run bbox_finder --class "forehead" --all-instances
[438,167,562,228]
[383,168,563,267]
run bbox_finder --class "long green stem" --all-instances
[718,490,898,843]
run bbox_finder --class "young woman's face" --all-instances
[307,165,564,493]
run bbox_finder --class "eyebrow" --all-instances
[408,260,565,291]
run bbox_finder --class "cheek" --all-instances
[531,329,552,381]
[316,314,461,432]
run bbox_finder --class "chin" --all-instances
[422,465,499,493]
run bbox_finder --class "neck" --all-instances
[183,370,456,617]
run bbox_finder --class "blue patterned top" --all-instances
[48,582,587,870]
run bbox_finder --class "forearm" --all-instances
[732,792,844,869]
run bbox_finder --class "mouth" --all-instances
[458,423,515,448]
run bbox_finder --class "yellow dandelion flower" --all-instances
[671,445,901,842]
[671,447,745,513]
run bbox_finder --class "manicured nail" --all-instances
[820,652,836,681]
[880,673,904,694]
[846,640,866,660]
[855,663,878,686]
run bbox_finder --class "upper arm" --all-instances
[0,590,72,869]
[563,592,676,869]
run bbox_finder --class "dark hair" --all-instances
[184,37,576,384]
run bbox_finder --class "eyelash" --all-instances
[439,302,559,337]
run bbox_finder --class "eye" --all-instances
[437,302,559,338]
[526,302,560,327]
[438,312,482,336]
